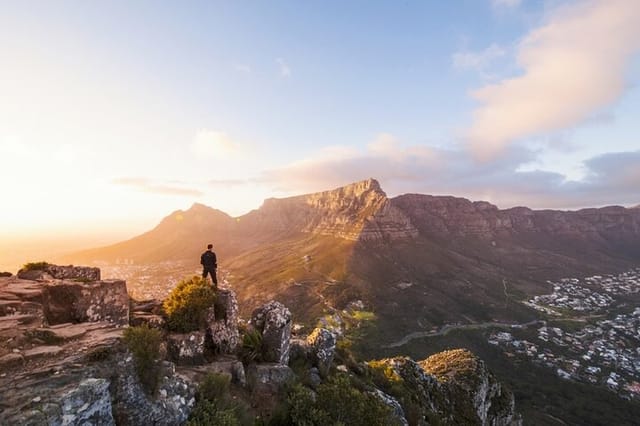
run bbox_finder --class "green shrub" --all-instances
[21,261,49,271]
[163,276,216,332]
[286,384,331,425]
[187,372,250,426]
[197,372,231,402]
[123,324,163,395]
[25,329,63,345]
[239,327,264,364]
[84,346,113,363]
[277,373,399,426]
[187,401,239,426]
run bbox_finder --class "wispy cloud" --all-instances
[258,135,640,209]
[452,43,506,74]
[190,129,240,159]
[112,177,203,197]
[467,0,640,160]
[276,58,292,78]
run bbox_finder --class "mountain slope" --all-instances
[69,203,238,264]
[67,179,640,330]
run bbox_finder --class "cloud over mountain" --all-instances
[467,0,640,159]
[259,134,640,210]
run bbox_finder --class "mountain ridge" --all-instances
[69,178,640,265]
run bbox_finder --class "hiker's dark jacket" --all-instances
[200,250,217,269]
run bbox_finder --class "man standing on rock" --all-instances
[200,244,218,289]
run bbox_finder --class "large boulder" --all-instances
[166,332,206,365]
[246,363,294,395]
[251,301,292,365]
[306,327,336,372]
[420,349,521,426]
[60,378,114,425]
[206,289,240,354]
[112,357,196,425]
[42,280,129,326]
[18,264,100,281]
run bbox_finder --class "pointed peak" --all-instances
[334,178,385,196]
[188,202,211,211]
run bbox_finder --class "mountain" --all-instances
[69,179,640,323]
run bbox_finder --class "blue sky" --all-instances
[1,0,639,244]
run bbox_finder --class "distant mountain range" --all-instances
[69,179,640,335]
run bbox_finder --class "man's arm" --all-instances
[212,252,217,268]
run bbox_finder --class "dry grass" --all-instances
[420,349,478,384]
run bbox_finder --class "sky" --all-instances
[1,0,639,249]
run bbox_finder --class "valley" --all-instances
[60,179,640,424]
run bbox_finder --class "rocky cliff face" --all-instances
[369,351,521,425]
[392,194,640,243]
[240,178,418,242]
[420,349,520,426]
[1,264,523,425]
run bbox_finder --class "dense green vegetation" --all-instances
[21,261,50,271]
[238,327,264,364]
[271,374,399,426]
[123,324,163,395]
[163,276,216,332]
[187,373,252,426]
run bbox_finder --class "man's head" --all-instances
[207,244,213,250]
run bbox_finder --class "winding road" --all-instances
[383,319,542,349]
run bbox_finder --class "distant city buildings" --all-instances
[491,268,640,400]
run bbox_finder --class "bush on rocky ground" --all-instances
[273,373,398,426]
[123,324,163,395]
[187,372,252,426]
[20,261,50,271]
[163,276,216,332]
[239,327,264,364]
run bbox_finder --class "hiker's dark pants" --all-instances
[203,268,217,286]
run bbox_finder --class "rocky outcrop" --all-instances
[251,301,292,365]
[42,279,129,326]
[420,349,521,426]
[369,351,521,426]
[306,327,336,372]
[18,264,100,281]
[392,193,640,243]
[112,356,196,425]
[247,363,295,395]
[239,178,418,243]
[60,378,114,425]
[369,357,439,413]
[167,332,207,365]
[206,288,240,354]
[9,377,116,426]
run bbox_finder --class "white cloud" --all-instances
[112,177,203,197]
[259,137,640,210]
[468,0,640,160]
[190,129,239,159]
[491,0,521,9]
[276,58,292,78]
[452,43,506,72]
